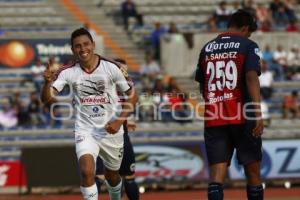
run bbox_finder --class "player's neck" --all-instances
[225,27,248,37]
[80,54,99,73]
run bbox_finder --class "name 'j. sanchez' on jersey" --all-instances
[51,56,133,135]
[195,33,261,128]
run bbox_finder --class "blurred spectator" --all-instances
[270,0,285,18]
[287,45,300,79]
[259,20,272,32]
[168,22,179,34]
[273,45,287,67]
[41,105,62,128]
[149,22,167,60]
[138,88,155,121]
[231,1,241,13]
[285,19,299,32]
[270,0,290,28]
[207,17,218,32]
[262,44,274,63]
[166,77,180,93]
[0,98,18,129]
[28,92,42,126]
[10,92,30,126]
[30,58,46,93]
[282,90,299,118]
[242,0,256,16]
[121,0,143,30]
[256,3,272,31]
[0,25,5,37]
[174,94,193,123]
[140,52,161,88]
[284,0,298,22]
[261,100,271,127]
[140,52,161,77]
[152,77,165,94]
[259,60,274,100]
[213,1,232,30]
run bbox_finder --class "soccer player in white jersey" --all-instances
[41,28,138,200]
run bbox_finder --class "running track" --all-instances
[0,188,299,200]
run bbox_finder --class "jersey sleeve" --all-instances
[52,70,68,92]
[110,64,133,93]
[245,42,262,76]
[195,50,205,83]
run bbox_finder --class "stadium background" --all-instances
[0,0,299,199]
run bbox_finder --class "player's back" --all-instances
[197,33,261,127]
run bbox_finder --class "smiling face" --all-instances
[71,35,95,64]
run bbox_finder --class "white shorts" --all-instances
[75,131,124,171]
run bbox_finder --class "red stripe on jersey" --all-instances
[201,53,245,127]
[101,57,134,88]
[52,61,77,81]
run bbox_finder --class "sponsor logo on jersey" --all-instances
[208,92,233,104]
[80,95,110,105]
[205,41,240,53]
[93,107,99,113]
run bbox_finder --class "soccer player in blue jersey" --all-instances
[195,10,264,200]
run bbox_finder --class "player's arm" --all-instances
[105,87,138,134]
[41,81,58,105]
[118,87,138,123]
[41,64,67,105]
[245,43,264,137]
[195,50,205,97]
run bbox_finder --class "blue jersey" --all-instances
[195,32,261,127]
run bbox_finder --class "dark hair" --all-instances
[70,27,94,46]
[227,9,257,32]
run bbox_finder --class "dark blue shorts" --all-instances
[96,132,135,176]
[204,121,262,166]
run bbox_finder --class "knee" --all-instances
[105,170,121,186]
[80,166,94,180]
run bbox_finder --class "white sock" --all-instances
[80,184,98,200]
[105,179,122,200]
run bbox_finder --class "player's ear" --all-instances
[71,46,74,54]
[240,26,250,36]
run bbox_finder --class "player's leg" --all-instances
[100,135,124,200]
[95,156,105,193]
[120,133,139,200]
[231,123,263,200]
[244,162,263,200]
[75,133,100,200]
[204,126,234,200]
[104,167,122,200]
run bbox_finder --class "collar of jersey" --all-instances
[79,54,101,74]
[218,32,244,38]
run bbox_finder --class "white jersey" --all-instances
[52,56,133,136]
